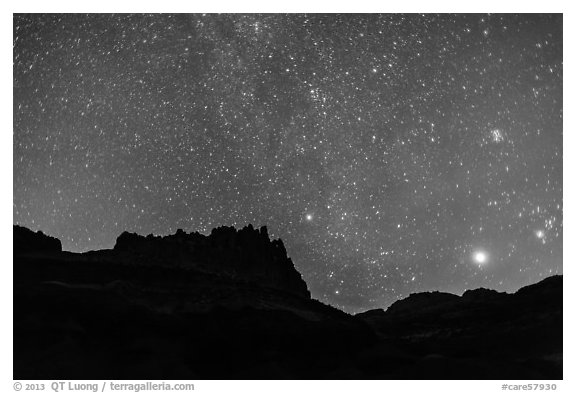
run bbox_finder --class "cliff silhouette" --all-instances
[113,225,309,298]
[13,225,562,379]
[14,225,62,254]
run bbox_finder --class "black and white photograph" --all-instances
[10,5,568,389]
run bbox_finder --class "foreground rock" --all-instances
[13,225,562,379]
[13,225,62,254]
[356,276,562,379]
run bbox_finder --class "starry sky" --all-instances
[13,14,562,313]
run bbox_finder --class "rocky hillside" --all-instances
[356,276,562,379]
[112,224,310,298]
[13,225,62,254]
[13,225,562,379]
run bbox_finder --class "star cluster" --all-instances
[13,14,562,313]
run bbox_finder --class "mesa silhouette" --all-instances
[13,225,562,379]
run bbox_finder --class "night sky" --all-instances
[13,14,562,313]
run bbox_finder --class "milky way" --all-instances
[13,14,563,312]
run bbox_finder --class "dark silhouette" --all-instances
[112,225,309,298]
[14,225,62,254]
[13,225,562,379]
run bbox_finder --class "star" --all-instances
[473,251,488,265]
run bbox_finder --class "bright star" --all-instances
[473,251,488,264]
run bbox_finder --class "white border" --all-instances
[3,2,571,392]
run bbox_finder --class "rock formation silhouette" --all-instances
[13,225,62,254]
[113,224,309,298]
[13,225,562,380]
